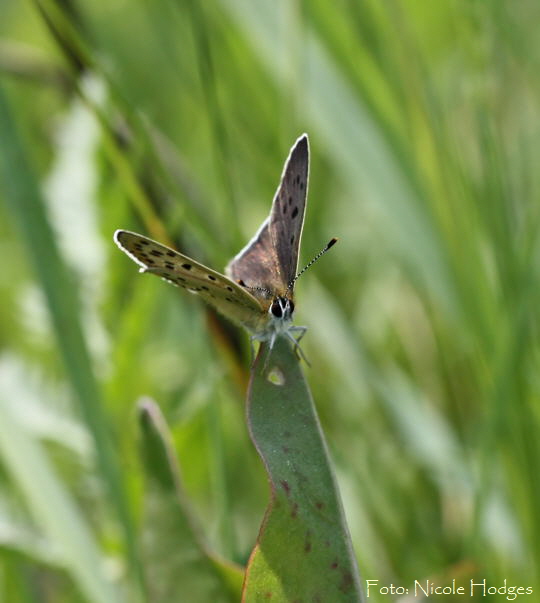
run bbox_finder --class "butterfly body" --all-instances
[115,134,311,361]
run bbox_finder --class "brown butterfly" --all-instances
[114,134,335,362]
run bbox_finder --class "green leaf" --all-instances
[244,338,364,602]
[138,399,243,603]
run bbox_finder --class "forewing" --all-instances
[225,220,280,302]
[269,134,309,290]
[226,134,309,296]
[114,230,264,330]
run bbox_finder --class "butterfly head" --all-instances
[269,296,295,321]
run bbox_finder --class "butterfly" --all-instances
[114,134,336,363]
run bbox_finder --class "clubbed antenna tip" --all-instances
[287,237,338,291]
[327,237,338,249]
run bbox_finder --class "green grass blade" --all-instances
[0,85,143,598]
[0,395,120,603]
[138,399,243,603]
[244,338,363,601]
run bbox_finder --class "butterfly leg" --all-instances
[289,326,309,364]
[290,325,307,344]
[262,332,277,371]
[285,329,311,367]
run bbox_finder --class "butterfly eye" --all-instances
[270,299,283,318]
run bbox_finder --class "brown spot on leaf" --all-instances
[315,502,324,510]
[339,571,354,593]
[304,531,312,553]
[280,480,290,495]
[330,560,339,569]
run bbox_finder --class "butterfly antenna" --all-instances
[237,280,273,297]
[287,238,338,292]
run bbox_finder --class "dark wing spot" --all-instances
[208,275,216,281]
[140,240,150,246]
[181,263,192,270]
[146,258,155,265]
[134,243,143,250]
[282,203,287,214]
[295,175,300,185]
[201,286,209,290]
[165,262,174,270]
[150,249,163,257]
[238,279,246,287]
[300,181,304,190]
[290,235,294,244]
[226,286,233,292]
[288,195,292,205]
[166,250,176,257]
[225,297,233,302]
[177,276,186,282]
[291,206,298,219]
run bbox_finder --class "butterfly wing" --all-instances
[225,220,279,301]
[114,230,266,331]
[268,134,309,290]
[226,134,309,297]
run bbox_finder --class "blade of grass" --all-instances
[0,84,144,599]
[138,398,243,603]
[0,394,120,603]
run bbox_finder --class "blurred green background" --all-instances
[1,1,539,601]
